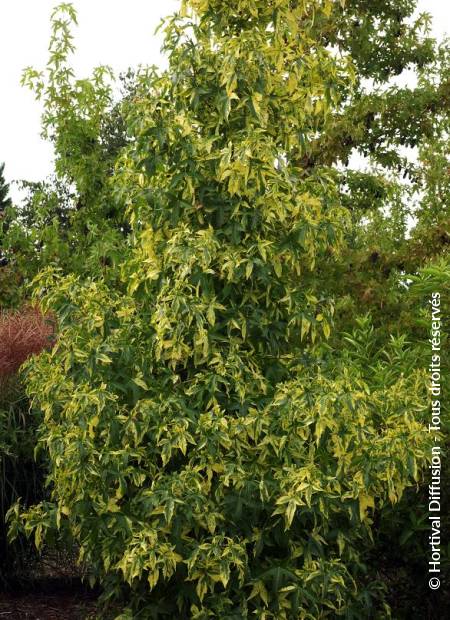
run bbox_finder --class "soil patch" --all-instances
[0,581,98,620]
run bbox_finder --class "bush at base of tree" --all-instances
[0,305,55,587]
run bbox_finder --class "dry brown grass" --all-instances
[0,306,56,380]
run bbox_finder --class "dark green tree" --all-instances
[0,163,15,302]
[0,163,11,215]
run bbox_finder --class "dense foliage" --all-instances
[0,305,56,585]
[2,0,449,617]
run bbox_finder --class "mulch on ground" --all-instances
[0,583,98,620]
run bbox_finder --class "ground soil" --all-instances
[0,581,98,620]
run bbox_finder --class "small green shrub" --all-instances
[0,377,42,586]
[0,306,56,586]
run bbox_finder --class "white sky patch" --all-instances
[0,0,178,202]
[0,0,448,204]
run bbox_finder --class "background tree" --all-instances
[0,162,15,303]
[0,163,11,216]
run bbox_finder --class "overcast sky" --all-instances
[1,0,448,203]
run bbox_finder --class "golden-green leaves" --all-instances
[7,0,447,618]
